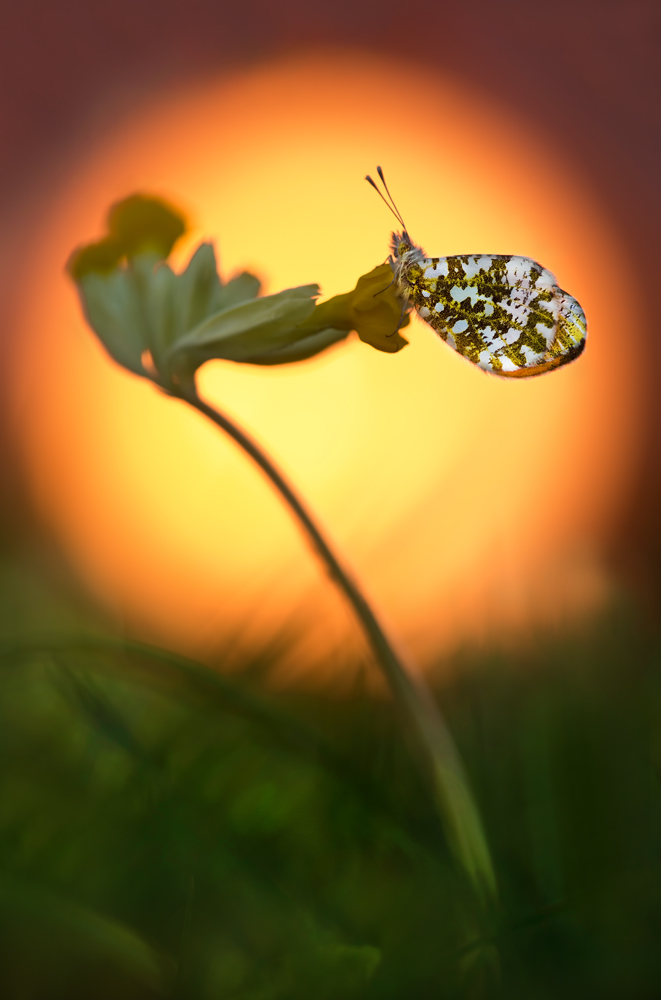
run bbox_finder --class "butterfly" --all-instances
[366,167,586,378]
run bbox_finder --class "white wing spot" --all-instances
[424,260,449,278]
[521,344,544,364]
[451,285,480,305]
[501,300,531,325]
[476,256,494,270]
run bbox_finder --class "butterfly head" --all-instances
[390,230,411,258]
[365,169,426,271]
[390,230,426,265]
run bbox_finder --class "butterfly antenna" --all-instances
[376,166,408,228]
[365,167,408,231]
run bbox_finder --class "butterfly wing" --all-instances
[406,253,586,377]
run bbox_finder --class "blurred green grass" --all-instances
[0,547,660,999]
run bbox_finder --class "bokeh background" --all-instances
[0,0,659,668]
[0,2,659,998]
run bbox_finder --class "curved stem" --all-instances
[178,379,496,906]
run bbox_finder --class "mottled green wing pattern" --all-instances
[403,254,586,377]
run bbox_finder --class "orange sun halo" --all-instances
[9,51,642,679]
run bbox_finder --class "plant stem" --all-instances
[179,379,496,906]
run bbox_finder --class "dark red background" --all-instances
[0,0,659,599]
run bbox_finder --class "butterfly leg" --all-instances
[373,276,396,296]
[387,298,409,337]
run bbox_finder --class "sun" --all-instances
[8,50,643,675]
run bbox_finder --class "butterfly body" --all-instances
[389,230,586,378]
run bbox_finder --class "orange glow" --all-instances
[9,51,643,673]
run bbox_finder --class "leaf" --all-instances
[135,245,224,367]
[163,243,223,341]
[138,258,179,368]
[76,264,157,377]
[248,326,349,366]
[168,283,320,369]
[0,873,173,990]
[159,244,258,343]
[316,943,382,986]
[72,243,263,380]
[216,270,261,311]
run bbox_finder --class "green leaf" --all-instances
[142,243,260,335]
[137,258,179,369]
[168,283,320,369]
[72,242,263,380]
[316,943,382,986]
[216,269,261,311]
[0,873,173,990]
[248,326,349,365]
[160,243,228,342]
[76,264,157,377]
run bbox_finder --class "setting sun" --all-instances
[9,50,643,673]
